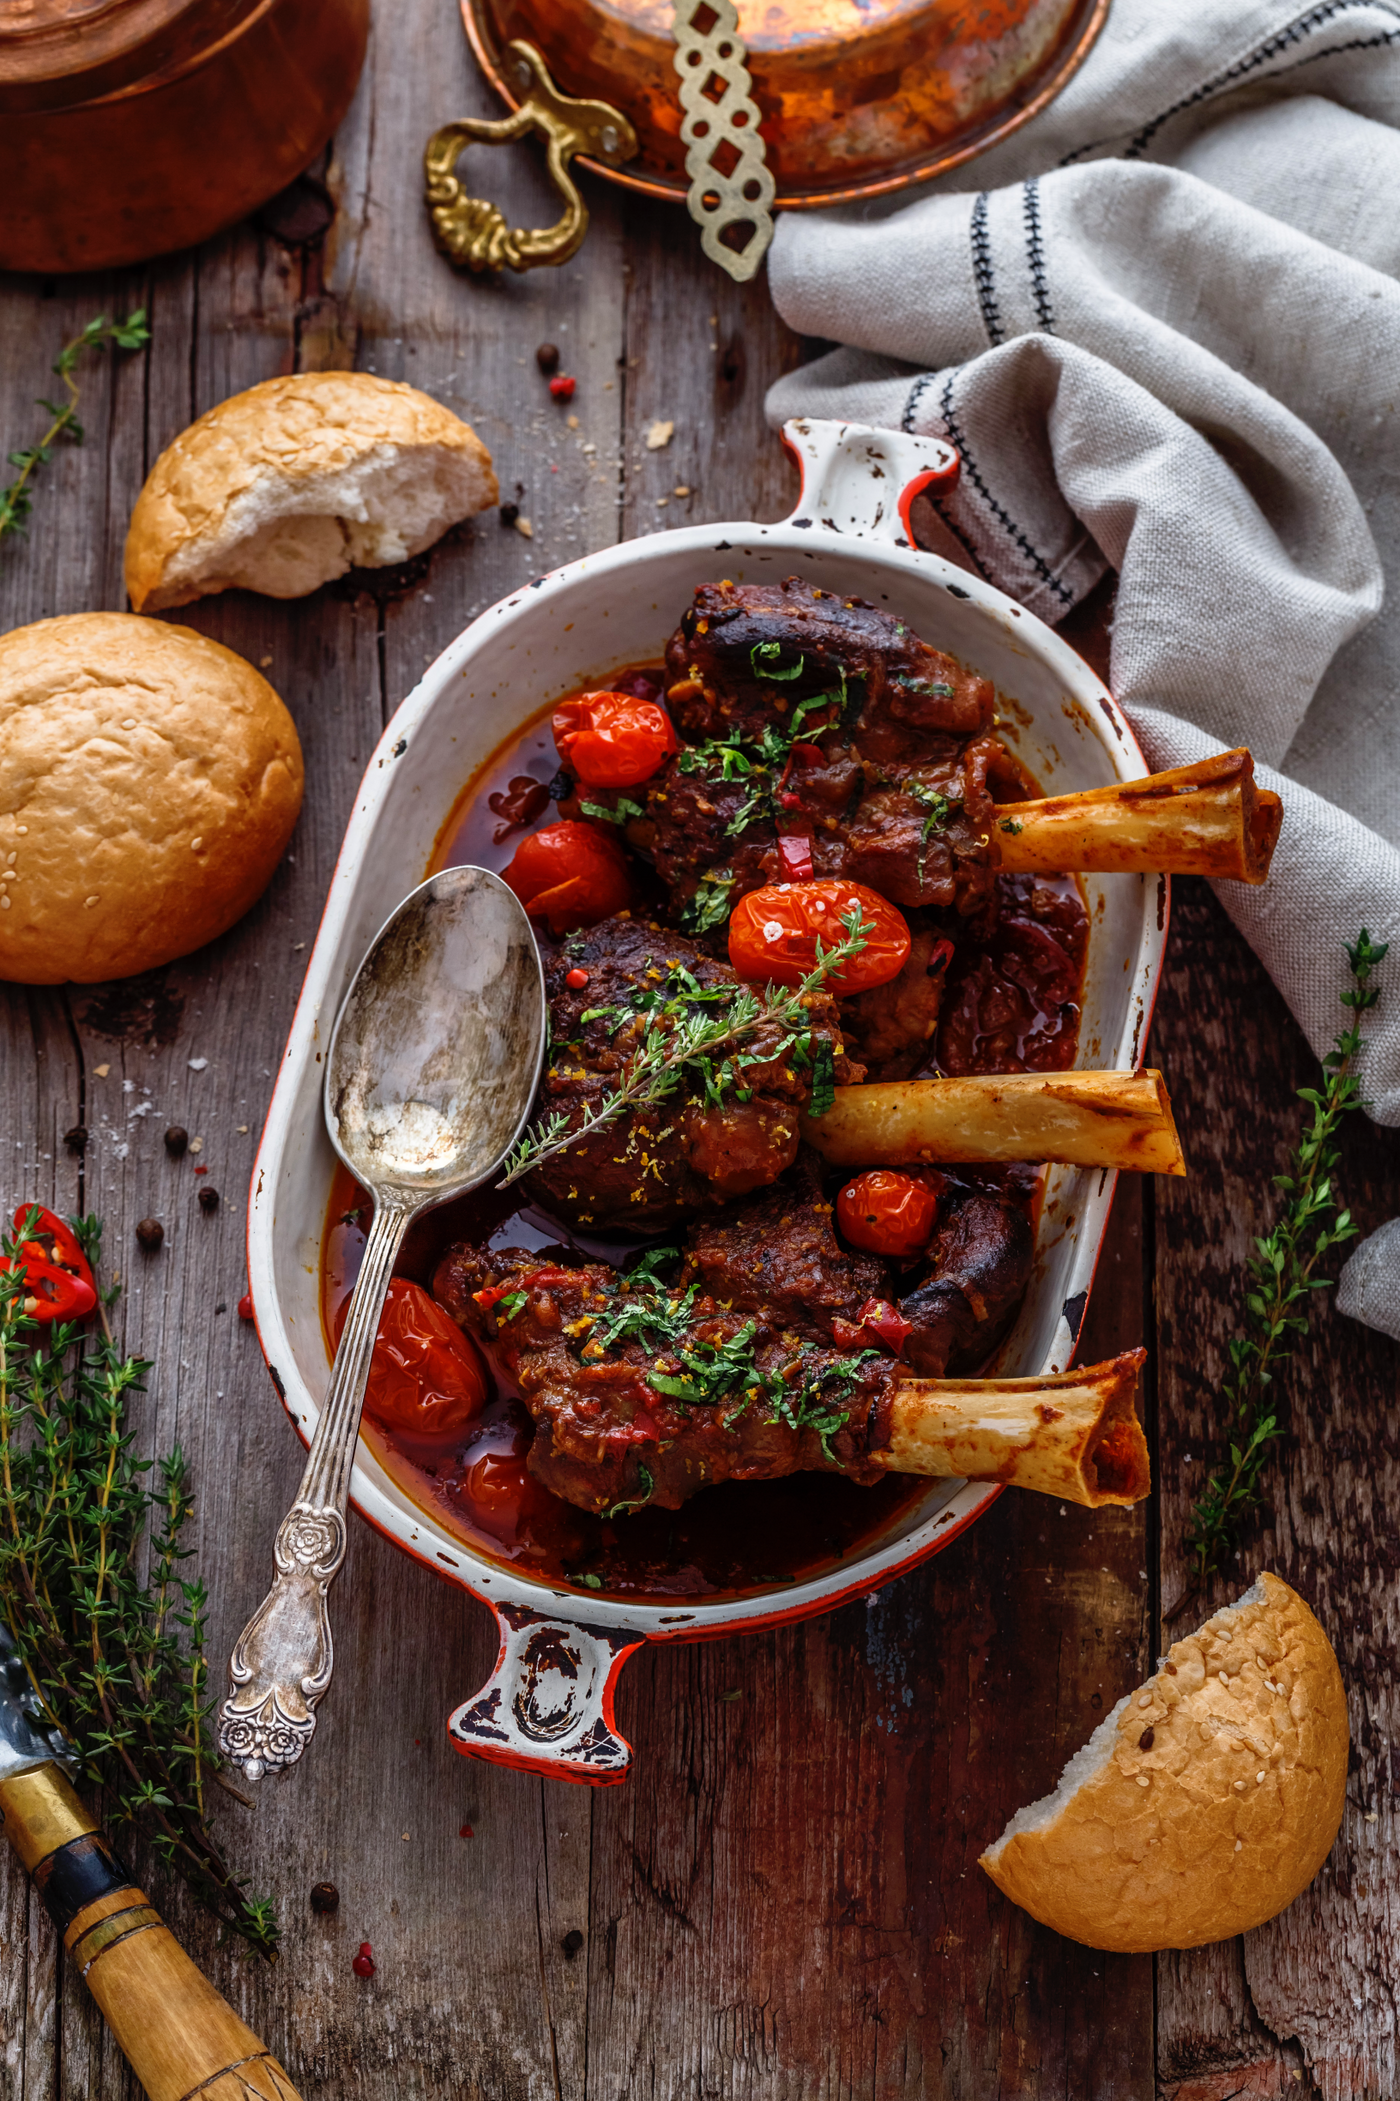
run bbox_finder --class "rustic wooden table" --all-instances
[2,7,1398,2095]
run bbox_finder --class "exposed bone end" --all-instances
[995,747,1283,886]
[876,1349,1149,1508]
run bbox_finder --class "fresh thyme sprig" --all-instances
[1175,931,1386,1609]
[0,310,150,544]
[499,905,872,1186]
[0,1213,279,1956]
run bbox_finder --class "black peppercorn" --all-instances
[499,502,519,529]
[197,1186,220,1214]
[135,1218,164,1252]
[164,1126,188,1157]
[560,1929,584,1960]
[63,1124,87,1153]
[309,1882,340,1914]
[535,342,560,374]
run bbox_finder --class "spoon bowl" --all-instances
[327,865,546,1198]
[219,866,545,1781]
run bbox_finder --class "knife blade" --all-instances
[0,1622,303,2101]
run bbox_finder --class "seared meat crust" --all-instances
[594,577,1003,929]
[430,1164,1036,1514]
[897,1185,1035,1376]
[433,1243,897,1515]
[678,1176,887,1343]
[525,915,863,1230]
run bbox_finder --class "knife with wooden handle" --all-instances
[0,1626,301,2101]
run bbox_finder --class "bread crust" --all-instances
[980,1571,1347,1950]
[125,370,498,611]
[0,612,304,985]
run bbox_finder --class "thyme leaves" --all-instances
[0,1216,279,1956]
[1,312,150,546]
[1174,931,1386,1611]
[499,906,872,1186]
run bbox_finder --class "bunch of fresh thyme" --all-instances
[1177,930,1386,1607]
[0,1213,279,1956]
[0,310,150,544]
[499,904,873,1186]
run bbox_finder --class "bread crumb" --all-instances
[645,419,674,451]
[94,1064,110,1078]
[260,655,274,668]
[567,414,579,430]
[237,1125,249,1134]
[515,516,533,539]
[188,1058,208,1072]
[84,895,99,908]
[674,485,691,497]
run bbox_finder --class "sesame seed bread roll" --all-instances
[980,1572,1347,1951]
[0,613,303,984]
[125,370,498,612]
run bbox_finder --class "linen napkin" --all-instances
[764,0,1400,1334]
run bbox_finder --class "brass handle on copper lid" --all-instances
[424,41,637,272]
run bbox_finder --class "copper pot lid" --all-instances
[461,0,1108,209]
[0,0,265,115]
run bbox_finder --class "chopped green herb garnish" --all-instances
[581,798,645,826]
[999,817,1023,836]
[750,640,805,681]
[604,1464,655,1519]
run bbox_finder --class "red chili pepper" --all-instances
[777,791,804,811]
[2,1206,97,1323]
[238,1292,254,1321]
[565,967,589,990]
[790,742,825,767]
[777,833,815,881]
[834,1297,913,1357]
[926,937,955,976]
[472,1266,575,1310]
[549,374,577,401]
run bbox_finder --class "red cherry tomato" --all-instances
[464,1447,541,1540]
[837,1171,939,1257]
[728,881,910,994]
[335,1276,488,1437]
[552,691,680,788]
[501,820,632,934]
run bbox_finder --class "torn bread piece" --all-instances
[980,1572,1347,1950]
[125,371,498,611]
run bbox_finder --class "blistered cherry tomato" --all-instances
[728,881,910,994]
[552,691,680,788]
[336,1277,487,1437]
[837,1171,939,1257]
[501,820,632,933]
[464,1447,541,1540]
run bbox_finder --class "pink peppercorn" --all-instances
[352,1942,376,1978]
[548,374,576,401]
[238,1292,254,1320]
[565,967,589,990]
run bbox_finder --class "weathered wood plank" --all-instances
[1152,878,1400,2101]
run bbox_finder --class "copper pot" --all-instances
[462,0,1108,207]
[0,0,370,275]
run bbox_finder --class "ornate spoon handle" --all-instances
[218,1196,413,1780]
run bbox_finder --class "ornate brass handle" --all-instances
[424,41,638,273]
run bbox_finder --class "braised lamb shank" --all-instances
[434,1166,1032,1516]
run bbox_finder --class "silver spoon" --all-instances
[218,866,546,1781]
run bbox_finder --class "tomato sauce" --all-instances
[316,661,1086,1601]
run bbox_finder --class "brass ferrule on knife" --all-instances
[0,1761,301,2100]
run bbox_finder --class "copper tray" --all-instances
[461,0,1108,209]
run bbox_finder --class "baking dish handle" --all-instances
[779,417,960,548]
[447,1599,644,1785]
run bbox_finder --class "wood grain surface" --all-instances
[0,5,1392,2095]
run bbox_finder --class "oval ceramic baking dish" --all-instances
[245,419,1167,1784]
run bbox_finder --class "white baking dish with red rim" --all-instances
[245,419,1167,1786]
